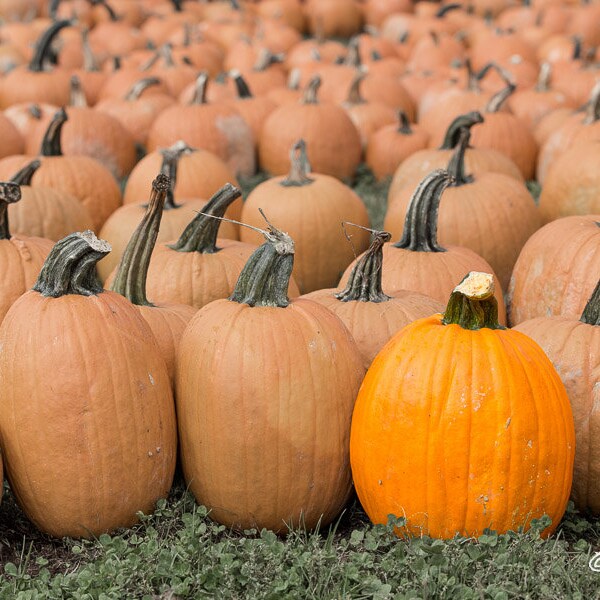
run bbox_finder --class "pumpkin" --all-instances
[175,218,365,531]
[365,111,430,181]
[507,215,600,326]
[385,128,540,289]
[258,75,362,181]
[0,20,71,108]
[342,170,507,324]
[98,143,238,282]
[0,180,54,323]
[242,140,370,294]
[135,185,271,309]
[304,0,363,39]
[350,271,575,539]
[24,75,138,180]
[303,228,444,368]
[0,230,177,538]
[0,109,122,232]
[7,159,93,241]
[514,280,600,515]
[110,174,196,383]
[95,77,175,147]
[147,71,256,178]
[390,112,524,193]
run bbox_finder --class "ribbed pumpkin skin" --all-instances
[350,316,575,539]
[385,174,540,290]
[514,317,600,514]
[8,186,93,241]
[176,297,365,532]
[302,288,444,369]
[0,290,177,538]
[339,244,508,325]
[0,235,53,322]
[508,216,600,325]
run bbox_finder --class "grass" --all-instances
[1,481,600,600]
[1,167,595,599]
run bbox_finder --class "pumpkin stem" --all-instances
[485,79,516,113]
[435,3,462,17]
[29,19,72,73]
[40,108,68,157]
[302,75,321,105]
[439,111,484,149]
[9,160,41,186]
[535,62,552,92]
[28,104,43,119]
[253,48,283,71]
[287,68,301,90]
[190,71,209,105]
[230,70,253,98]
[81,28,99,72]
[33,230,110,297]
[230,212,294,308]
[583,80,600,124]
[170,0,183,12]
[158,142,190,210]
[140,50,161,72]
[447,128,474,186]
[581,280,600,325]
[572,35,582,60]
[91,0,118,22]
[344,37,361,68]
[281,140,314,187]
[69,75,88,107]
[169,183,241,254]
[125,77,162,101]
[465,58,481,92]
[442,271,503,330]
[0,183,21,240]
[393,170,453,253]
[110,175,170,306]
[397,110,412,134]
[345,71,366,105]
[335,229,392,303]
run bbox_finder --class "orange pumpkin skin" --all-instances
[350,279,575,539]
[176,296,364,532]
[0,236,177,539]
[514,314,600,514]
[507,216,600,325]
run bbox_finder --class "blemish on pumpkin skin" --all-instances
[148,373,155,385]
[505,417,511,429]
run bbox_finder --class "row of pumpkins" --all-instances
[0,0,595,541]
[0,155,593,541]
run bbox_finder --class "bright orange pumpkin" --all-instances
[350,271,575,539]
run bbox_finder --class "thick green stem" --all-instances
[393,170,452,253]
[281,140,313,187]
[169,183,241,253]
[230,70,253,98]
[335,230,392,303]
[33,231,110,297]
[397,110,412,134]
[229,219,294,308]
[302,76,321,105]
[345,71,366,105]
[69,75,88,107]
[447,128,473,186]
[10,160,41,186]
[159,147,184,209]
[40,108,68,157]
[442,271,503,330]
[0,183,21,240]
[581,279,600,325]
[583,81,600,124]
[190,71,209,105]
[439,111,484,149]
[486,81,516,113]
[29,20,72,72]
[110,175,170,306]
[125,77,162,101]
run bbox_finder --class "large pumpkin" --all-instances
[350,271,575,539]
[176,221,365,532]
[514,280,600,515]
[0,231,177,538]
